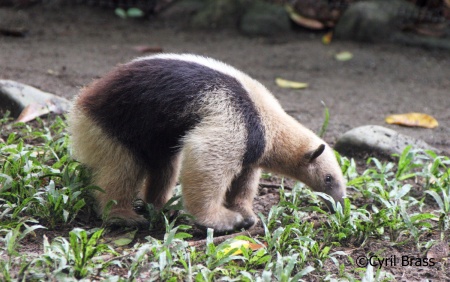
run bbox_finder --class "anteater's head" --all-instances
[300,143,347,211]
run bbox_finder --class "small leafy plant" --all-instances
[0,114,449,281]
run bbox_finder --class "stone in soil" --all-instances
[334,125,439,157]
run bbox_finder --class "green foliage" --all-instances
[0,116,92,229]
[70,228,112,278]
[1,114,449,280]
[0,222,45,281]
[26,228,117,280]
[318,101,329,138]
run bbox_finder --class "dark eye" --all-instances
[325,174,333,184]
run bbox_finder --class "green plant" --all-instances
[0,117,93,229]
[30,228,116,280]
[0,222,44,281]
[318,101,329,138]
[425,188,450,232]
[2,114,450,280]
[271,252,315,281]
[70,228,113,278]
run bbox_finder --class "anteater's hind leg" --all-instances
[226,166,260,227]
[91,156,147,227]
[143,154,182,210]
[69,109,148,227]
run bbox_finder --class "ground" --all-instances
[1,3,450,281]
[1,4,449,151]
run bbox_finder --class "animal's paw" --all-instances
[105,208,150,229]
[194,208,257,234]
[229,205,258,229]
[132,198,148,215]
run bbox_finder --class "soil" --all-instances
[1,3,450,281]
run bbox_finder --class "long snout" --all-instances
[322,189,347,212]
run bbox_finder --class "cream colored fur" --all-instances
[179,91,250,230]
[69,106,148,225]
[69,54,346,231]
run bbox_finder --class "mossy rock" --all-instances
[239,1,290,37]
[190,0,244,29]
[334,0,418,42]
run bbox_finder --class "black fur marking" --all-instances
[79,58,265,168]
[307,144,325,163]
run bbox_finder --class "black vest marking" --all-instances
[80,58,265,169]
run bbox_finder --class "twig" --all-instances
[188,227,265,248]
[259,183,293,190]
[0,27,27,37]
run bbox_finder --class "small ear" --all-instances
[306,144,326,163]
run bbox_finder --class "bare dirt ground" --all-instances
[1,4,449,151]
[1,3,450,280]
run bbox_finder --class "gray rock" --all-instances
[335,125,438,157]
[334,0,450,49]
[335,0,418,42]
[190,0,243,29]
[239,1,291,37]
[158,0,206,27]
[391,32,450,50]
[0,79,71,121]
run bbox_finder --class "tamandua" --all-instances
[69,53,346,232]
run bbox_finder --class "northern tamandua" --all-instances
[69,53,346,232]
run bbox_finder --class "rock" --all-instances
[0,80,71,121]
[239,1,291,37]
[334,125,438,157]
[158,0,205,27]
[190,0,243,29]
[391,32,450,50]
[164,0,291,37]
[334,0,418,42]
[334,0,450,50]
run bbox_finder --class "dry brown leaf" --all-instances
[286,5,324,30]
[322,32,333,45]
[221,239,265,255]
[385,112,438,128]
[17,103,51,123]
[17,99,67,123]
[132,45,163,53]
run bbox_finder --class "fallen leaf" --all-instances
[17,99,71,123]
[113,237,133,246]
[334,51,353,61]
[112,229,138,247]
[385,113,438,128]
[132,45,163,53]
[115,8,127,19]
[285,5,324,30]
[221,240,265,255]
[275,78,308,89]
[127,8,145,18]
[17,103,51,123]
[322,32,333,45]
[413,23,447,37]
